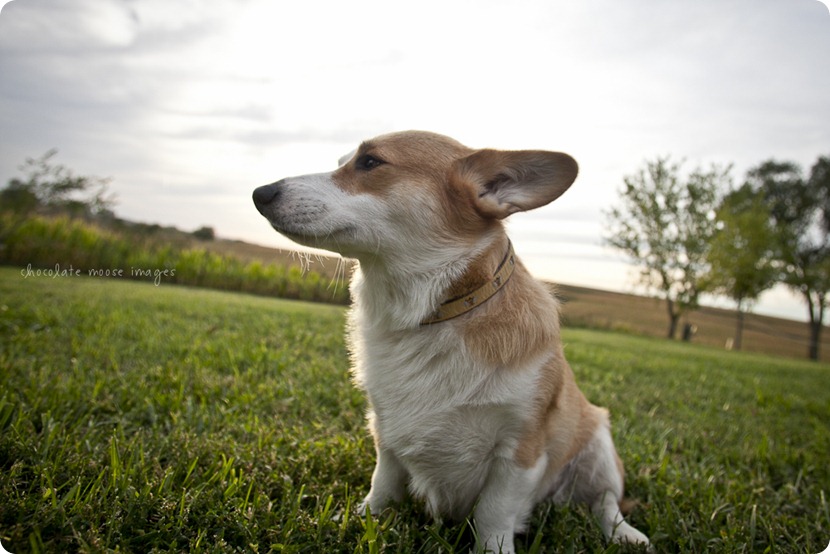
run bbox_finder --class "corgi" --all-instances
[252,131,650,553]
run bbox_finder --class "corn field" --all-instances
[0,215,349,305]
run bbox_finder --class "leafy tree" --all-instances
[0,181,39,214]
[707,184,778,350]
[0,150,115,255]
[748,156,830,360]
[605,157,728,339]
[0,149,114,217]
[192,226,216,241]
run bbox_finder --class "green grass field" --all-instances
[1,267,828,553]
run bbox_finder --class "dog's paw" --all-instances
[474,536,515,554]
[356,495,385,517]
[356,498,372,516]
[611,521,651,550]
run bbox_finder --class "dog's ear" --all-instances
[338,149,357,167]
[454,149,578,219]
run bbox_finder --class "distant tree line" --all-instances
[605,153,830,361]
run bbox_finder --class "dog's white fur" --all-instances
[253,131,650,553]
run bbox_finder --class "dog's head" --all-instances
[253,131,578,263]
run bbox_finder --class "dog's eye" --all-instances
[356,154,385,171]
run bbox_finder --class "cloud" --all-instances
[0,0,139,52]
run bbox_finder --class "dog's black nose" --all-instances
[252,182,281,214]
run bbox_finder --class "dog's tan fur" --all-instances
[253,130,650,553]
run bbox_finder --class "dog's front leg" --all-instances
[358,446,408,515]
[473,454,547,554]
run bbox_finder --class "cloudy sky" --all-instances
[1,0,829,321]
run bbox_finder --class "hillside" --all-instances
[213,237,826,361]
[554,283,825,361]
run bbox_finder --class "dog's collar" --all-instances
[421,240,516,326]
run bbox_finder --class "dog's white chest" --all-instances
[351,323,541,518]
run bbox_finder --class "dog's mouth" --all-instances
[280,226,358,257]
[265,216,352,250]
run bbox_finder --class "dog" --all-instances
[253,131,650,553]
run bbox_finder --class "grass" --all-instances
[0,267,828,553]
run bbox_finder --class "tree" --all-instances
[604,157,728,339]
[0,149,114,217]
[192,226,216,241]
[747,156,830,360]
[0,150,116,256]
[707,184,778,350]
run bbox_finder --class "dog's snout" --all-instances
[252,182,282,214]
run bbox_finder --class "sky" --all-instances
[1,0,829,322]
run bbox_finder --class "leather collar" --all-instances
[421,241,516,325]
